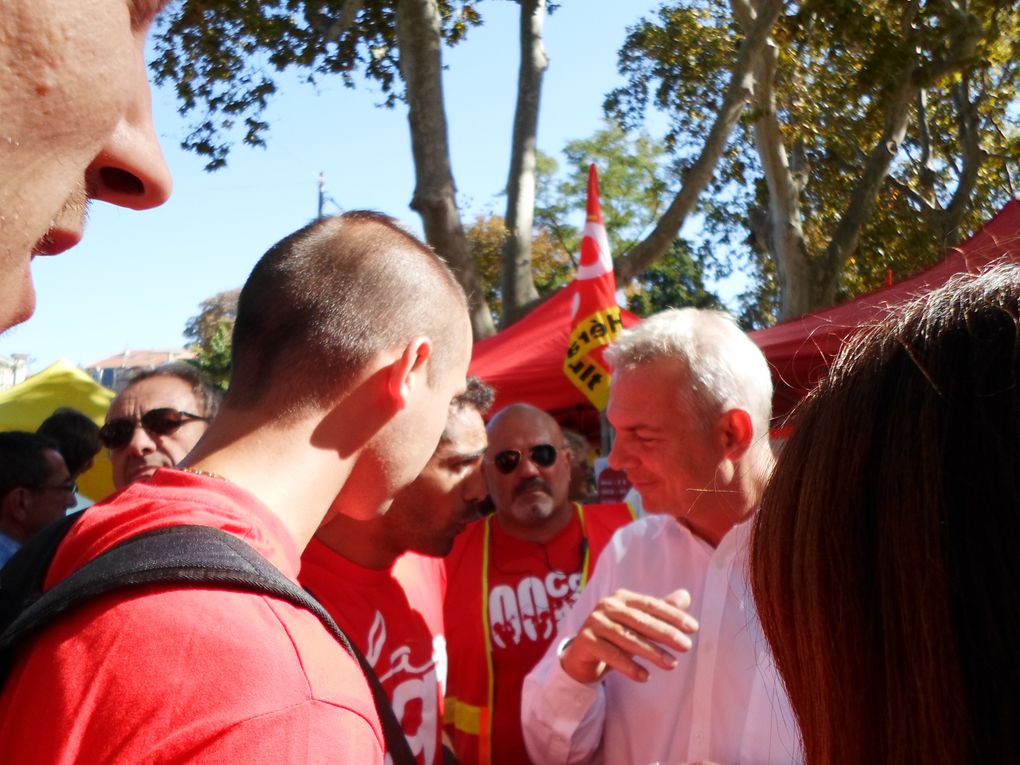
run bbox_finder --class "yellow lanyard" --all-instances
[478,504,589,762]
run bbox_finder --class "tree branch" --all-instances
[915,89,937,201]
[938,73,984,246]
[821,74,916,278]
[615,0,785,283]
[305,0,365,43]
[821,2,983,279]
[886,175,938,212]
[742,0,813,319]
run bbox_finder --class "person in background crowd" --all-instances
[101,363,222,490]
[562,429,597,504]
[301,377,494,765]
[0,432,76,566]
[0,0,173,332]
[37,407,102,480]
[444,403,634,765]
[523,308,799,765]
[752,264,1020,765]
[0,211,473,763]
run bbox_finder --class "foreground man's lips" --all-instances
[33,226,83,256]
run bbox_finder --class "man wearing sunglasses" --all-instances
[0,432,77,567]
[443,404,635,765]
[101,363,222,490]
[522,309,798,765]
[0,212,473,764]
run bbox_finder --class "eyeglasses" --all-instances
[491,444,558,474]
[99,408,209,450]
[32,480,78,495]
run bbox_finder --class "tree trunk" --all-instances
[500,0,548,327]
[615,0,784,284]
[394,0,496,338]
[739,0,814,324]
[936,75,984,247]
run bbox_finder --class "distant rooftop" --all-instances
[87,349,195,369]
[85,349,197,393]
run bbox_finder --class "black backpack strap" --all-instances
[315,593,424,765]
[0,525,416,765]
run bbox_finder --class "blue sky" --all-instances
[2,0,687,373]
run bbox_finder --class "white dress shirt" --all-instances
[521,515,802,765]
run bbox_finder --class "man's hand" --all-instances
[559,588,698,685]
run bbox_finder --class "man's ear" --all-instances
[386,336,434,410]
[1,487,31,526]
[717,408,754,460]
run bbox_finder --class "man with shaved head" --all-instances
[442,404,634,765]
[0,211,473,763]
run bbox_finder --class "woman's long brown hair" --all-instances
[752,263,1020,764]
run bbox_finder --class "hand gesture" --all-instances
[559,588,699,684]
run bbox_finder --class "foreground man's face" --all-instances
[0,0,173,331]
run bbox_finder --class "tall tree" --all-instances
[184,288,240,389]
[151,0,496,337]
[467,212,571,323]
[534,124,724,316]
[610,0,1019,321]
[395,0,494,336]
[607,0,786,285]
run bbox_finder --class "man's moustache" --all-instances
[512,477,552,499]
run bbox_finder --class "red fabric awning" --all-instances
[750,199,1020,419]
[471,200,1020,422]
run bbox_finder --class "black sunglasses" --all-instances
[492,444,558,474]
[99,408,209,450]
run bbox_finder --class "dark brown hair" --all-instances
[36,408,100,477]
[751,263,1020,764]
[439,377,495,444]
[452,376,495,417]
[125,362,222,419]
[226,211,467,413]
[0,432,60,501]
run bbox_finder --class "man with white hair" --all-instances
[521,308,800,764]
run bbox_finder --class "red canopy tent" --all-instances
[750,199,1020,420]
[471,200,1020,426]
[469,285,639,427]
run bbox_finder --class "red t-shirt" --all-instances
[486,513,587,762]
[444,503,633,765]
[0,469,384,764]
[300,540,448,765]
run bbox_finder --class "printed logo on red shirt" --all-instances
[488,570,583,649]
[366,611,446,765]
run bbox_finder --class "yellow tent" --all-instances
[0,360,115,501]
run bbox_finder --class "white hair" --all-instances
[606,308,773,439]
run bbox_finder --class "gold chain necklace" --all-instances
[178,466,228,482]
